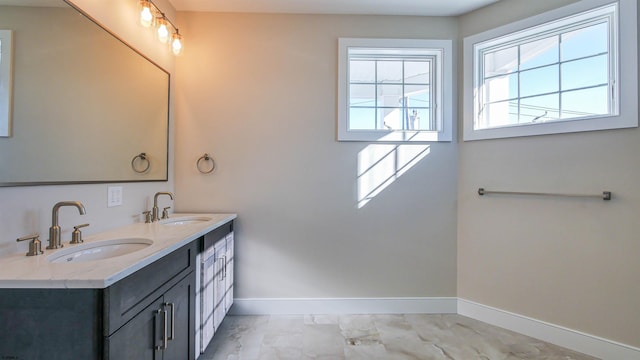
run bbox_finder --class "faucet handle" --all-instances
[16,234,44,256]
[162,207,171,220]
[70,223,90,244]
[143,211,152,223]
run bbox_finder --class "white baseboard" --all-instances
[229,297,458,315]
[458,298,640,360]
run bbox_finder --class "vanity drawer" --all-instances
[104,239,197,335]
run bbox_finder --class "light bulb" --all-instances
[171,32,182,55]
[139,0,153,27]
[171,32,183,55]
[157,18,169,44]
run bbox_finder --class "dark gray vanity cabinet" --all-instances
[0,288,103,360]
[0,239,198,360]
[104,239,197,360]
[106,274,195,360]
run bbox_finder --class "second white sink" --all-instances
[160,216,212,226]
[47,238,153,263]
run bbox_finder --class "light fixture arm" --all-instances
[145,0,179,33]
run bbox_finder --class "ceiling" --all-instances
[168,0,501,16]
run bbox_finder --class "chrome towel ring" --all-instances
[131,152,151,173]
[197,153,215,174]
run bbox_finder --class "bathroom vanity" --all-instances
[0,213,236,360]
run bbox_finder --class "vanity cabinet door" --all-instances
[213,238,227,332]
[162,272,196,360]
[106,296,164,360]
[224,231,234,313]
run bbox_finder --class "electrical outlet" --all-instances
[107,186,123,207]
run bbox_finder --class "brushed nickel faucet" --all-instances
[152,192,174,222]
[47,201,86,249]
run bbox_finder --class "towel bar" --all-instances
[478,188,611,201]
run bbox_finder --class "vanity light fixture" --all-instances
[138,0,183,55]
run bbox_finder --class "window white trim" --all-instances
[0,29,13,137]
[338,38,453,142]
[463,0,637,141]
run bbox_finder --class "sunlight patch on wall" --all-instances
[357,144,430,208]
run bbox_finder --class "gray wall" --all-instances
[457,0,640,347]
[174,12,459,298]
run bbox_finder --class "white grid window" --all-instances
[477,5,616,130]
[349,53,436,132]
[463,0,638,141]
[338,38,452,142]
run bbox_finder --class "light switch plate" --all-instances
[107,186,123,207]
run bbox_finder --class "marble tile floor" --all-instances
[200,314,598,360]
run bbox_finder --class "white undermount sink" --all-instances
[160,216,212,226]
[47,237,153,263]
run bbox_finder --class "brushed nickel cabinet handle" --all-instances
[155,309,168,350]
[167,302,175,341]
[218,257,225,282]
[222,255,227,280]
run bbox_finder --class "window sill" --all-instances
[338,129,451,142]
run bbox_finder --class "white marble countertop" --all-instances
[0,213,237,289]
